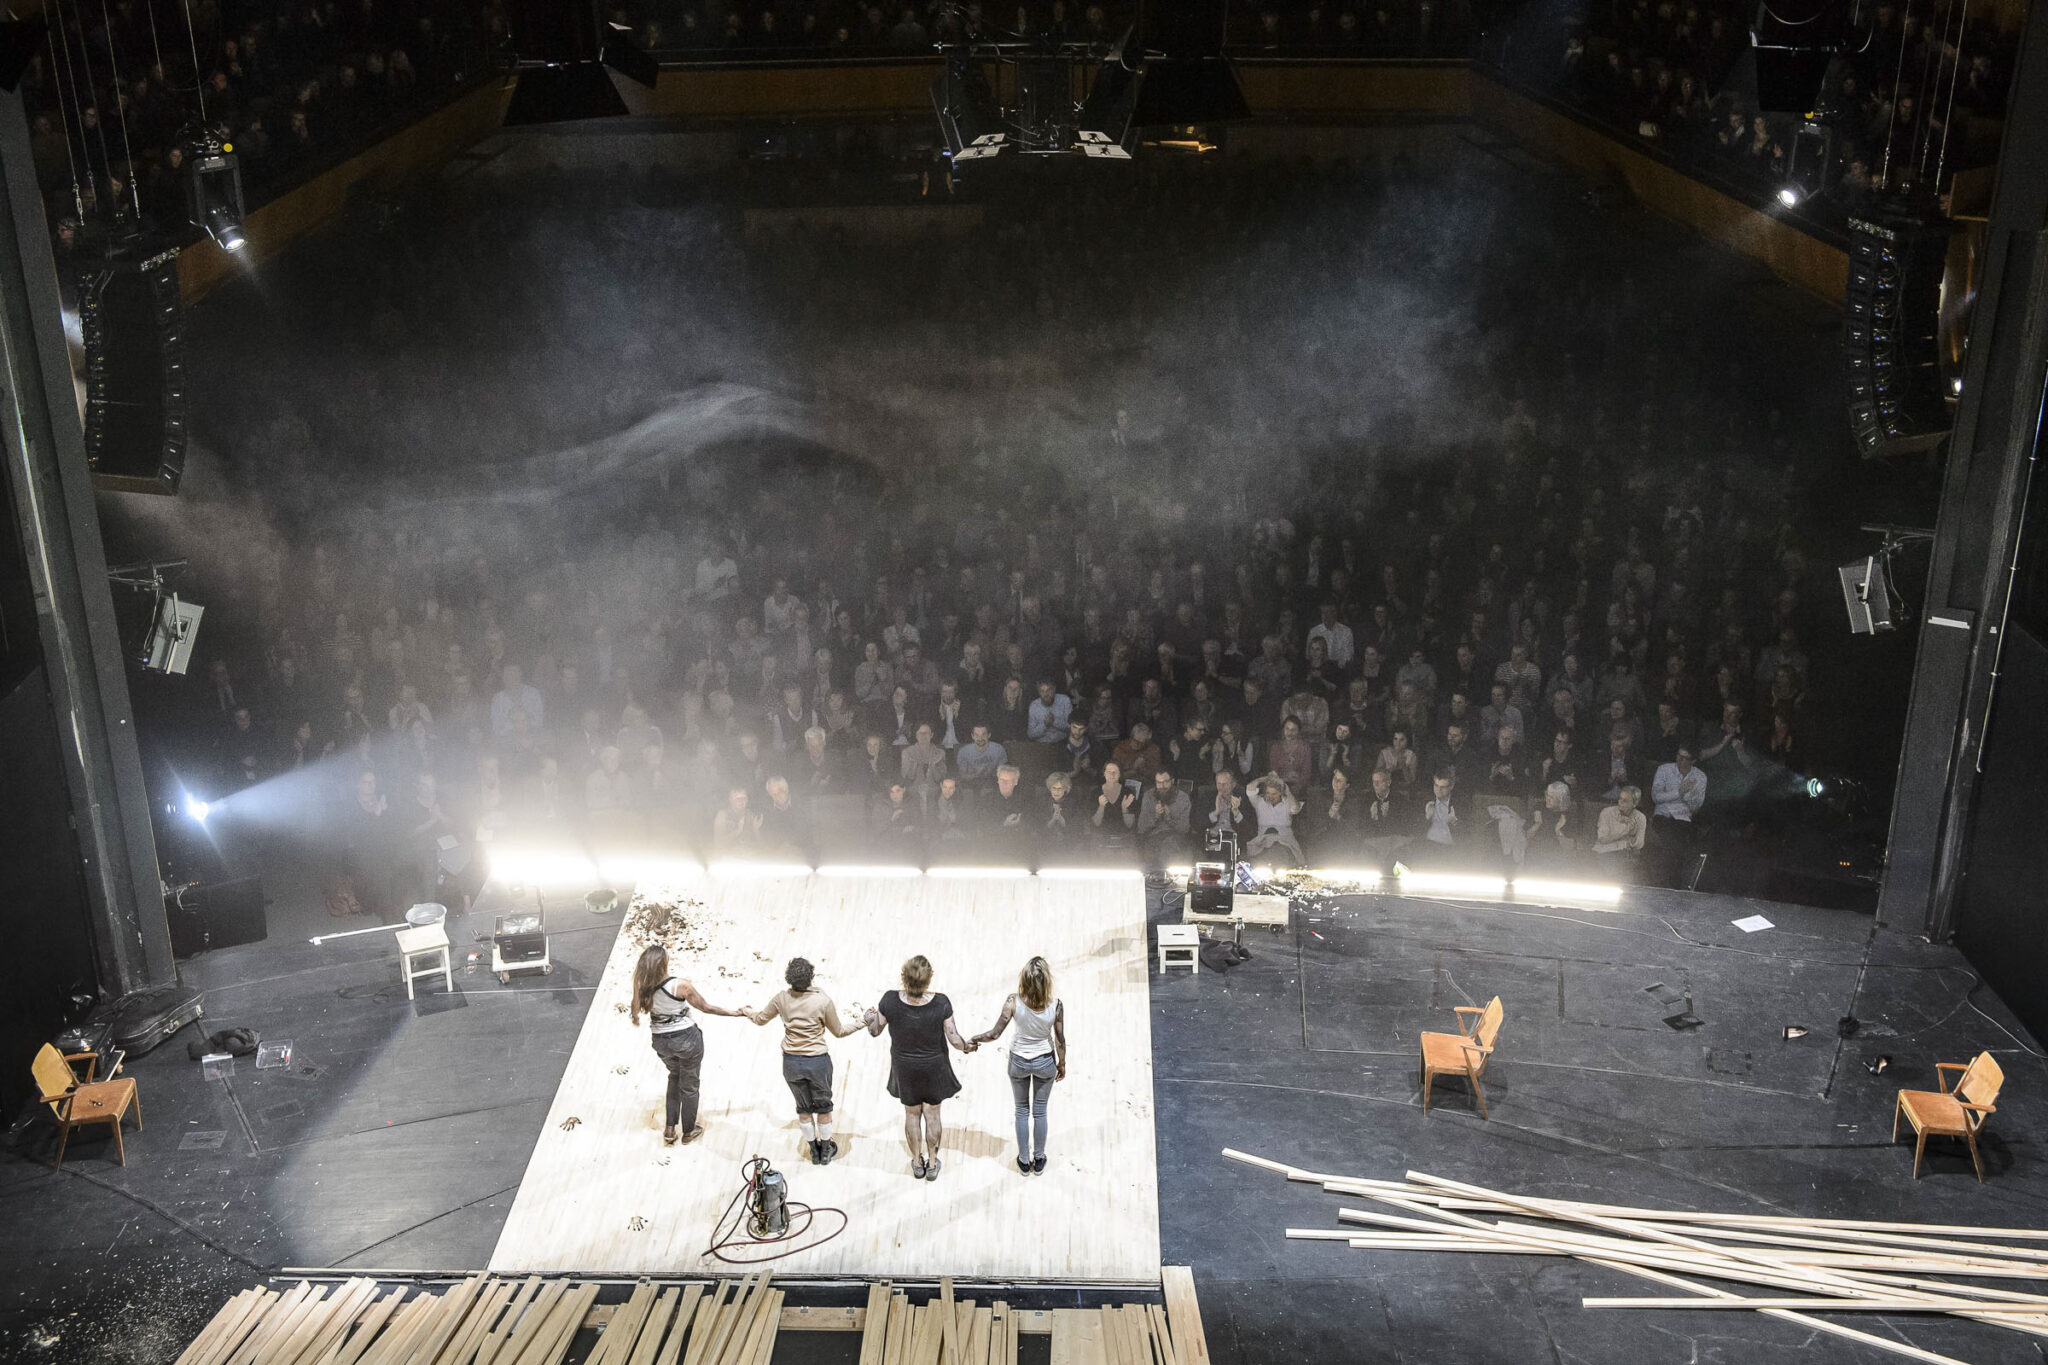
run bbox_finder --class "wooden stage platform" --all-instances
[489,869,1159,1282]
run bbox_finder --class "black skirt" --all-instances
[887,1055,962,1107]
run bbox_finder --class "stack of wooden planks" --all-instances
[170,1273,775,1365]
[1227,1147,2048,1365]
[170,1269,1211,1365]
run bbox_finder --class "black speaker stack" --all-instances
[81,251,187,495]
[1844,201,1952,459]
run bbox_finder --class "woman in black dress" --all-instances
[864,954,976,1181]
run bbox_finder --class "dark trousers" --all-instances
[652,1027,704,1131]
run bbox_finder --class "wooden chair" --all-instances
[1420,996,1504,1119]
[31,1043,141,1170]
[1894,1051,2003,1180]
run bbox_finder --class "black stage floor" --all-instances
[4,862,2045,1364]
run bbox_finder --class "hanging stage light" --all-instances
[182,127,247,252]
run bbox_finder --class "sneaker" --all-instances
[1016,1156,1032,1175]
[680,1125,706,1145]
[912,1156,928,1179]
[817,1139,838,1165]
[924,1157,941,1181]
[1032,1155,1047,1174]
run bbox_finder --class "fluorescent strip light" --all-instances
[595,854,705,883]
[1395,871,1510,896]
[925,866,1031,879]
[815,864,924,878]
[489,848,601,885]
[1036,867,1145,881]
[706,860,815,879]
[1306,868,1383,887]
[1509,878,1624,905]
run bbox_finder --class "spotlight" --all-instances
[207,207,247,252]
[1950,376,1964,395]
[182,127,248,255]
[1805,777,1827,799]
[1777,186,1802,208]
[183,794,211,822]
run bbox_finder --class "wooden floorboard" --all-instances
[489,871,1159,1280]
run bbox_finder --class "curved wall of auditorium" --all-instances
[613,56,1848,301]
[172,58,1847,304]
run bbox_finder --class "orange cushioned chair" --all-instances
[1420,996,1504,1119]
[1894,1050,2002,1181]
[31,1042,142,1170]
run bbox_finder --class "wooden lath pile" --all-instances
[1227,1148,2048,1365]
[172,1268,1212,1365]
[173,1272,775,1365]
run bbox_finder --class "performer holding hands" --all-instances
[972,956,1067,1176]
[745,956,866,1166]
[630,945,747,1146]
[864,955,976,1181]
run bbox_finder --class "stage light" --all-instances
[1508,878,1623,906]
[597,854,703,885]
[706,860,814,879]
[491,847,602,885]
[1394,869,1510,897]
[1306,868,1383,887]
[815,864,922,879]
[1807,777,1827,799]
[207,206,247,252]
[182,794,211,822]
[1951,376,1964,395]
[183,128,249,256]
[1777,186,1802,208]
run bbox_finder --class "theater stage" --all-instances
[487,868,1160,1282]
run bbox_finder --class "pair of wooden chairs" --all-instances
[31,1043,142,1169]
[1413,995,2008,1183]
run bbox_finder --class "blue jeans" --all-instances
[1009,1051,1058,1159]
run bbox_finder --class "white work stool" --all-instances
[1156,923,1200,975]
[396,923,452,998]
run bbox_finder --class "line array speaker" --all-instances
[1844,203,1952,459]
[81,254,186,495]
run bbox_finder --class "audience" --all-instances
[26,0,498,245]
[132,147,1884,903]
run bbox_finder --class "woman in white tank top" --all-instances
[970,956,1067,1175]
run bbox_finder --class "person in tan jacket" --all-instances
[746,957,866,1166]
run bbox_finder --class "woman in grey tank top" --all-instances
[630,945,745,1145]
[970,956,1066,1175]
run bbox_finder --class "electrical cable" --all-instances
[48,0,104,224]
[95,0,142,216]
[1878,0,1912,185]
[61,0,119,211]
[1932,0,1969,185]
[45,26,87,222]
[704,1155,848,1265]
[1909,0,1939,175]
[178,0,206,122]
[143,0,167,92]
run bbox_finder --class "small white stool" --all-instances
[1157,923,1201,975]
[396,923,452,999]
